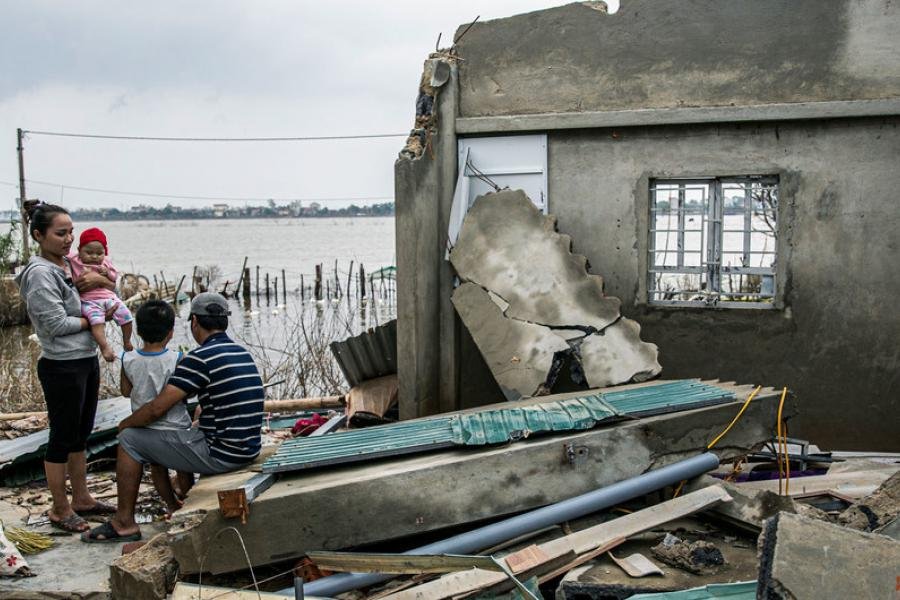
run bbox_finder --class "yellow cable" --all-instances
[706,385,762,450]
[776,387,787,494]
[672,479,686,498]
[783,421,790,495]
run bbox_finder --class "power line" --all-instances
[0,179,392,204]
[22,129,408,143]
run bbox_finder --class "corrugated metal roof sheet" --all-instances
[602,380,735,417]
[330,319,397,387]
[629,581,756,599]
[261,380,736,474]
[450,394,618,445]
[262,417,456,473]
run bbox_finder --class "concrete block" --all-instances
[757,512,900,599]
[109,533,177,600]
[449,190,660,399]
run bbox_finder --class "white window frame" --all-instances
[648,176,779,309]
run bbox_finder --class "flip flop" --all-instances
[50,513,90,534]
[81,521,142,544]
[76,501,117,516]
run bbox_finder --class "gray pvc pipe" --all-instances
[289,452,719,598]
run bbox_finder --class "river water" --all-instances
[2,217,398,410]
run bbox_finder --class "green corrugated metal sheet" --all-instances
[629,581,757,599]
[262,380,735,474]
[602,380,735,416]
[450,395,618,445]
[262,417,457,472]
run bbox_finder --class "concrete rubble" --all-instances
[450,190,661,400]
[757,512,900,599]
[109,534,178,600]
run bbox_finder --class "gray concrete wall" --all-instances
[395,61,461,419]
[455,0,900,118]
[542,117,900,450]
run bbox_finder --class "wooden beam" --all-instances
[263,396,344,412]
[307,551,501,574]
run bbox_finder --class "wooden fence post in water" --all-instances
[333,260,340,298]
[173,275,186,306]
[282,269,287,303]
[315,264,322,301]
[274,276,279,304]
[300,274,304,301]
[347,260,354,299]
[242,267,251,303]
[359,264,366,300]
[265,273,270,304]
[256,266,260,299]
[191,266,198,295]
[160,271,169,297]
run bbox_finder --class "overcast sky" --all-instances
[0,1,619,211]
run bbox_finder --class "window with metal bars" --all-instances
[648,176,778,308]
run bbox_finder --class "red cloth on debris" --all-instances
[291,413,327,436]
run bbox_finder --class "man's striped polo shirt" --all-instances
[168,332,264,463]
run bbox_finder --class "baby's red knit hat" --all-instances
[79,227,108,254]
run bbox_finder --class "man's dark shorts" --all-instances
[118,427,251,475]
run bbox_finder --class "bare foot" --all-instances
[100,345,116,362]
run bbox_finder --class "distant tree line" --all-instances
[69,201,395,221]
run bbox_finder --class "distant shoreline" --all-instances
[71,213,395,222]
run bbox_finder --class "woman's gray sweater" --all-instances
[15,256,96,360]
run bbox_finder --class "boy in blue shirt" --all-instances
[119,300,194,513]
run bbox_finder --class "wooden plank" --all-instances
[172,583,303,599]
[537,537,626,584]
[382,486,731,600]
[307,551,501,574]
[503,544,550,574]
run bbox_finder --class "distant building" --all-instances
[212,203,229,218]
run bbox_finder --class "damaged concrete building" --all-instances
[395,0,900,450]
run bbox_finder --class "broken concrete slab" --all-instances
[452,281,570,399]
[684,475,800,532]
[838,470,900,532]
[109,533,177,600]
[757,512,900,599]
[170,384,781,575]
[449,190,660,400]
[580,319,661,388]
[451,190,621,332]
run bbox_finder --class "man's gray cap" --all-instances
[190,292,231,317]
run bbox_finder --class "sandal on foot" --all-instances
[50,513,90,534]
[76,501,117,516]
[81,521,142,544]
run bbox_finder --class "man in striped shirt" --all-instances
[82,293,265,543]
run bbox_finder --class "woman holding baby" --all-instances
[15,201,126,532]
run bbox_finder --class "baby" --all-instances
[68,227,133,362]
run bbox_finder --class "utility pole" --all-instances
[16,128,30,261]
